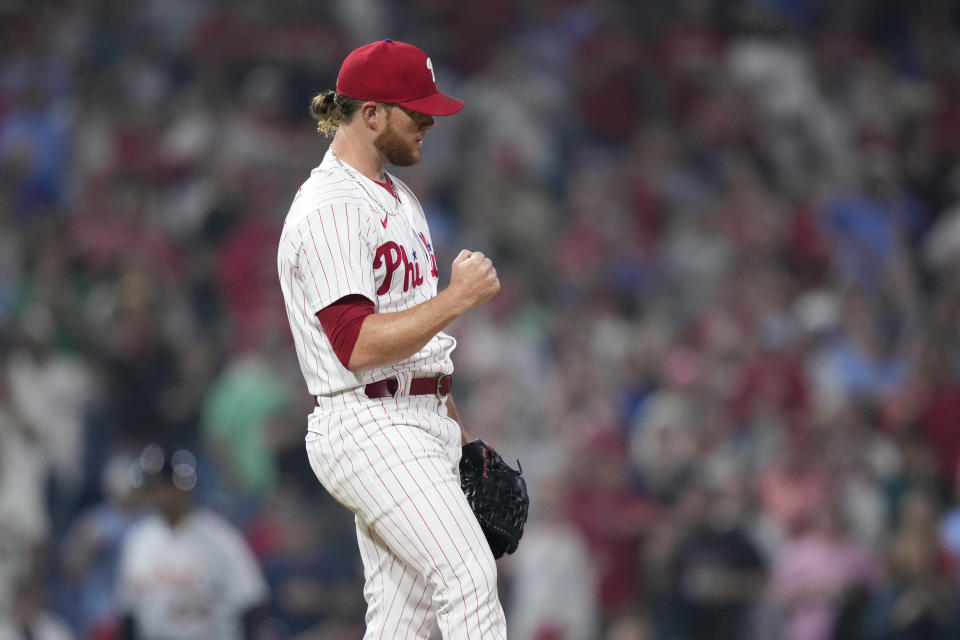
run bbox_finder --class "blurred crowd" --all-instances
[2,0,960,639]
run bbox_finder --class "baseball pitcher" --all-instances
[277,40,527,639]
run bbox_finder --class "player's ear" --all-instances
[358,101,385,131]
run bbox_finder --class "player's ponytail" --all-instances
[310,90,363,137]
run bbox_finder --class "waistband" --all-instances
[315,374,452,405]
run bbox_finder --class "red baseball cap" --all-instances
[336,39,465,116]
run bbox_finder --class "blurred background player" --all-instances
[114,445,268,640]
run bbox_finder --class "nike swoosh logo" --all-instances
[380,214,388,229]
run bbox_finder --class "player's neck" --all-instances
[161,504,192,528]
[330,135,387,182]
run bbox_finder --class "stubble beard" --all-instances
[374,122,420,167]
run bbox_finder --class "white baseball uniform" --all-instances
[114,509,267,640]
[277,150,507,639]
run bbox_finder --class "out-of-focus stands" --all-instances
[1,1,959,639]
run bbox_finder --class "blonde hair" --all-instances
[309,90,364,136]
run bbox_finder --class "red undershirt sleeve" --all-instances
[316,295,376,369]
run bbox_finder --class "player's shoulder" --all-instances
[286,166,374,226]
[188,510,262,563]
[189,508,248,542]
[305,162,351,193]
[126,512,164,534]
[120,513,167,553]
[298,163,364,207]
[190,507,234,529]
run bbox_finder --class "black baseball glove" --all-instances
[459,439,529,559]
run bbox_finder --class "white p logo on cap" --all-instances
[426,57,435,83]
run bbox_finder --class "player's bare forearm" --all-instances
[347,289,469,371]
[347,249,499,372]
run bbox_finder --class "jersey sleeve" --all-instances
[316,295,376,369]
[297,201,378,313]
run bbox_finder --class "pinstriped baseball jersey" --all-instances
[278,150,454,397]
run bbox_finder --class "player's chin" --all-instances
[409,141,424,162]
[392,146,423,167]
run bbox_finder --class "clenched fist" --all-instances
[447,250,500,311]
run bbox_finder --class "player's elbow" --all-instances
[344,357,367,374]
[345,347,379,373]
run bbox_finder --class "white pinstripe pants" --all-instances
[305,391,507,639]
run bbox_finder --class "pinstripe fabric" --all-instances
[306,395,507,639]
[278,151,455,397]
